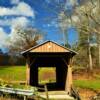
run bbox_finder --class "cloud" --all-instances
[9,17,30,41]
[0,16,30,27]
[11,17,29,28]
[0,19,11,26]
[0,2,34,17]
[45,0,51,3]
[0,1,35,51]
[11,0,20,4]
[0,17,30,46]
[0,27,8,48]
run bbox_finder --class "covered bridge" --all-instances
[21,41,77,94]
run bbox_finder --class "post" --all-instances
[24,96,27,100]
[44,84,49,100]
[65,58,73,94]
[26,62,30,85]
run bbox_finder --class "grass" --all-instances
[74,79,100,91]
[0,66,100,91]
[38,67,56,84]
[0,66,26,81]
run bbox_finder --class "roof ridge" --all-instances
[21,40,77,54]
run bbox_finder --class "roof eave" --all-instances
[21,40,78,55]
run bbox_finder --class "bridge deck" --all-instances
[38,91,74,100]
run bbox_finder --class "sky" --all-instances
[0,0,79,52]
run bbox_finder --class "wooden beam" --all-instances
[64,58,73,94]
[26,54,36,85]
[44,84,49,100]
[26,62,30,85]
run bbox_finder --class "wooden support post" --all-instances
[65,58,73,95]
[44,84,49,100]
[26,55,36,85]
[24,96,27,100]
[26,62,30,85]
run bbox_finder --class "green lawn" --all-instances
[0,66,100,91]
[74,80,100,91]
[0,66,26,82]
[38,67,56,84]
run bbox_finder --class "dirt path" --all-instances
[77,88,97,100]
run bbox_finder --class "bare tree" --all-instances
[58,11,70,46]
[73,0,100,68]
[7,27,44,55]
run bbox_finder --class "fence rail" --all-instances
[0,86,36,100]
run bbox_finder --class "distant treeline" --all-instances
[0,53,25,66]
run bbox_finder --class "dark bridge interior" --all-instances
[29,53,68,91]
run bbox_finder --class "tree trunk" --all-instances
[62,29,66,46]
[97,0,100,67]
[88,44,93,71]
[88,34,93,71]
[97,34,100,67]
[87,13,93,71]
[98,44,100,67]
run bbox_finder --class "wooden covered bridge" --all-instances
[21,41,77,95]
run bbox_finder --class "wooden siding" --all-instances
[30,42,69,52]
